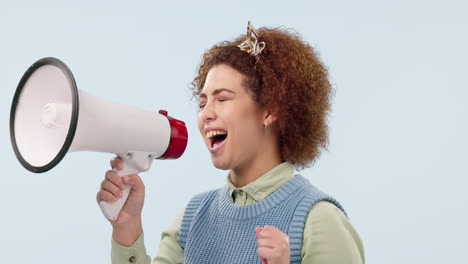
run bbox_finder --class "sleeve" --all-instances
[111,232,152,264]
[110,210,185,264]
[301,201,365,264]
[153,209,185,264]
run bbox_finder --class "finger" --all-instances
[110,157,123,171]
[123,174,145,194]
[258,247,280,261]
[255,226,263,239]
[263,225,281,232]
[105,170,125,189]
[101,179,123,198]
[258,225,282,239]
[96,189,118,203]
[257,229,274,239]
[257,238,276,249]
[258,231,290,251]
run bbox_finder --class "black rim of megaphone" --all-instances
[10,57,79,173]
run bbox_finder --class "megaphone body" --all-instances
[10,57,188,221]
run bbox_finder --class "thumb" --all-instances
[256,227,268,264]
[255,226,263,239]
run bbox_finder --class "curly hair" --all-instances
[192,26,333,169]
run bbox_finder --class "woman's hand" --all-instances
[96,157,145,246]
[255,225,290,264]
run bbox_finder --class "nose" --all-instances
[199,101,216,123]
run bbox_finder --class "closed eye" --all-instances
[198,97,206,109]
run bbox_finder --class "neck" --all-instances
[230,135,282,188]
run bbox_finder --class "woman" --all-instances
[97,22,365,264]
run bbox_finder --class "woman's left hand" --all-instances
[255,225,290,264]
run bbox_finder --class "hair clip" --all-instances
[237,21,266,57]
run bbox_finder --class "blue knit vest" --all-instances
[179,175,346,264]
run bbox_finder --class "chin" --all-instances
[211,156,232,170]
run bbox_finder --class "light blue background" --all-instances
[1,0,467,263]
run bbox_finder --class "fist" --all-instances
[96,157,145,226]
[255,225,290,264]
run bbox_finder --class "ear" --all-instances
[263,109,278,126]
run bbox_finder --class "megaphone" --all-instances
[9,57,188,221]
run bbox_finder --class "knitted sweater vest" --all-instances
[179,175,346,264]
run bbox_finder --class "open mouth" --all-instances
[207,130,228,150]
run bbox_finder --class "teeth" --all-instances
[207,130,227,138]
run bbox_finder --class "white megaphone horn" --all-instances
[10,57,188,221]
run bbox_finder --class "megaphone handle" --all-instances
[99,166,140,221]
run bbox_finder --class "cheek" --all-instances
[229,107,263,141]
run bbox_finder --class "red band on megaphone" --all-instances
[159,110,188,159]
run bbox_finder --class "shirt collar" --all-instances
[225,162,295,202]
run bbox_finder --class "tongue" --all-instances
[213,138,225,149]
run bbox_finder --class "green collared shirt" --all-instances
[112,162,365,264]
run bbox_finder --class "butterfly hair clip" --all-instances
[237,21,266,57]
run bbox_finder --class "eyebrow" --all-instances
[199,88,236,99]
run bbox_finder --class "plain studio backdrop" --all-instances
[1,0,467,263]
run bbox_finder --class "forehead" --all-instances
[200,64,247,95]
